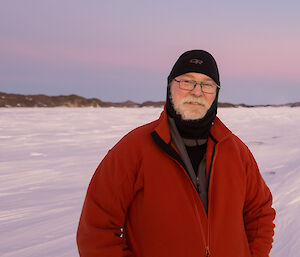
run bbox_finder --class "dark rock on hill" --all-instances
[218,102,237,108]
[289,102,300,107]
[140,101,166,107]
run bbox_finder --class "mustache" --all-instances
[180,96,207,107]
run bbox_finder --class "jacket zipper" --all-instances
[151,131,217,256]
[170,142,217,257]
[171,158,208,253]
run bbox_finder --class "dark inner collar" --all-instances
[182,138,207,147]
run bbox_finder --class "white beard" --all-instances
[171,95,209,120]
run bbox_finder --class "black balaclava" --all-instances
[166,50,220,139]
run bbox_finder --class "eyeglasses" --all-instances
[174,79,220,94]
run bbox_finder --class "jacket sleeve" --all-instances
[243,150,276,257]
[77,147,141,257]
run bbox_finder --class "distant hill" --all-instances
[0,91,299,108]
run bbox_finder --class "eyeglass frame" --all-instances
[173,78,220,94]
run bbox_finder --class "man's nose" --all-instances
[191,83,203,96]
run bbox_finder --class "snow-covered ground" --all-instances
[0,107,299,257]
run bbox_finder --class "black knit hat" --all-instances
[167,50,220,86]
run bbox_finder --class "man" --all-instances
[77,50,276,257]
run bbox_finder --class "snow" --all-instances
[0,107,299,257]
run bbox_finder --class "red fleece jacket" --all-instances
[77,108,275,257]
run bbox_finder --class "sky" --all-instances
[0,0,300,105]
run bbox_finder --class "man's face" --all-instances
[170,72,217,120]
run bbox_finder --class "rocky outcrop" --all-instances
[0,92,298,108]
[218,102,237,108]
[140,101,166,107]
[0,92,104,107]
[289,102,300,107]
[0,92,160,107]
[0,92,143,108]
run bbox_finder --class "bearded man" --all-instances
[77,50,276,257]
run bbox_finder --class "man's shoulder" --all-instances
[112,117,160,150]
[215,117,252,153]
[128,118,160,138]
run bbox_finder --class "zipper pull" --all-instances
[196,177,201,193]
[206,246,210,257]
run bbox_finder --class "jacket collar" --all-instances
[154,106,172,144]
